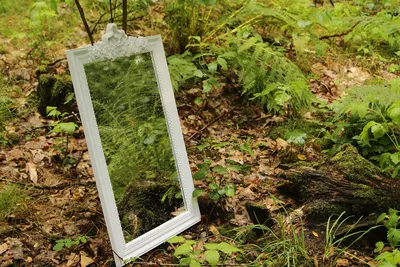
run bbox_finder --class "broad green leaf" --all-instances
[56,122,78,135]
[194,143,210,151]
[179,257,192,265]
[207,62,218,73]
[192,188,205,198]
[52,242,64,251]
[285,130,307,146]
[203,81,213,93]
[204,242,241,254]
[80,236,87,243]
[213,165,228,175]
[359,121,376,146]
[46,106,60,117]
[227,164,242,172]
[371,122,388,139]
[168,236,185,244]
[174,243,192,257]
[193,169,207,180]
[204,250,220,267]
[374,241,384,253]
[388,101,400,126]
[190,260,202,267]
[209,191,221,201]
[217,57,228,70]
[390,153,400,165]
[224,184,235,197]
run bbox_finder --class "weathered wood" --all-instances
[277,144,400,218]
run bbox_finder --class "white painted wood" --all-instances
[66,24,200,266]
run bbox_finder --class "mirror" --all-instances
[66,24,200,266]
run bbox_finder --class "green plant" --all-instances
[232,209,310,266]
[165,0,216,53]
[323,211,380,264]
[192,160,235,201]
[167,236,241,267]
[46,106,78,161]
[374,209,400,266]
[0,184,27,221]
[53,236,87,251]
[327,79,400,177]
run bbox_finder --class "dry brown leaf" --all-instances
[6,148,25,162]
[80,253,94,267]
[335,258,350,266]
[0,243,8,255]
[26,161,38,184]
[67,252,80,267]
[209,225,221,239]
[275,138,288,151]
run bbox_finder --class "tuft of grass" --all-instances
[0,184,27,221]
[323,211,381,265]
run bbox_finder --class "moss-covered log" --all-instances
[117,180,183,242]
[277,144,400,218]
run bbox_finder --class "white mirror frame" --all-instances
[66,24,200,266]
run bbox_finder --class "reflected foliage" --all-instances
[84,53,183,242]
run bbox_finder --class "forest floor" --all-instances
[1,1,400,267]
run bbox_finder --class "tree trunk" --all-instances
[277,144,400,219]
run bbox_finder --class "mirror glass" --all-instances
[83,53,184,242]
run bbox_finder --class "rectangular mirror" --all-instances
[66,24,200,266]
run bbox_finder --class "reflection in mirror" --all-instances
[83,53,184,242]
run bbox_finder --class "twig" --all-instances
[47,57,67,67]
[188,112,226,141]
[74,0,94,45]
[122,0,127,32]
[319,21,361,40]
[109,0,114,23]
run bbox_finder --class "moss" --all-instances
[308,202,350,218]
[117,180,183,242]
[37,72,73,115]
[330,144,381,182]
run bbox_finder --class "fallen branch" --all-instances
[188,112,226,141]
[319,21,361,40]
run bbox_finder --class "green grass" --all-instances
[0,184,27,221]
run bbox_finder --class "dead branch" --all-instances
[188,112,227,141]
[319,21,361,40]
[74,0,94,45]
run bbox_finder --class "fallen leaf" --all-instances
[312,231,319,237]
[67,252,80,267]
[209,225,221,239]
[276,138,288,150]
[80,253,94,267]
[0,243,8,254]
[297,154,307,161]
[26,161,38,184]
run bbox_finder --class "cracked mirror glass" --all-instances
[83,53,184,243]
